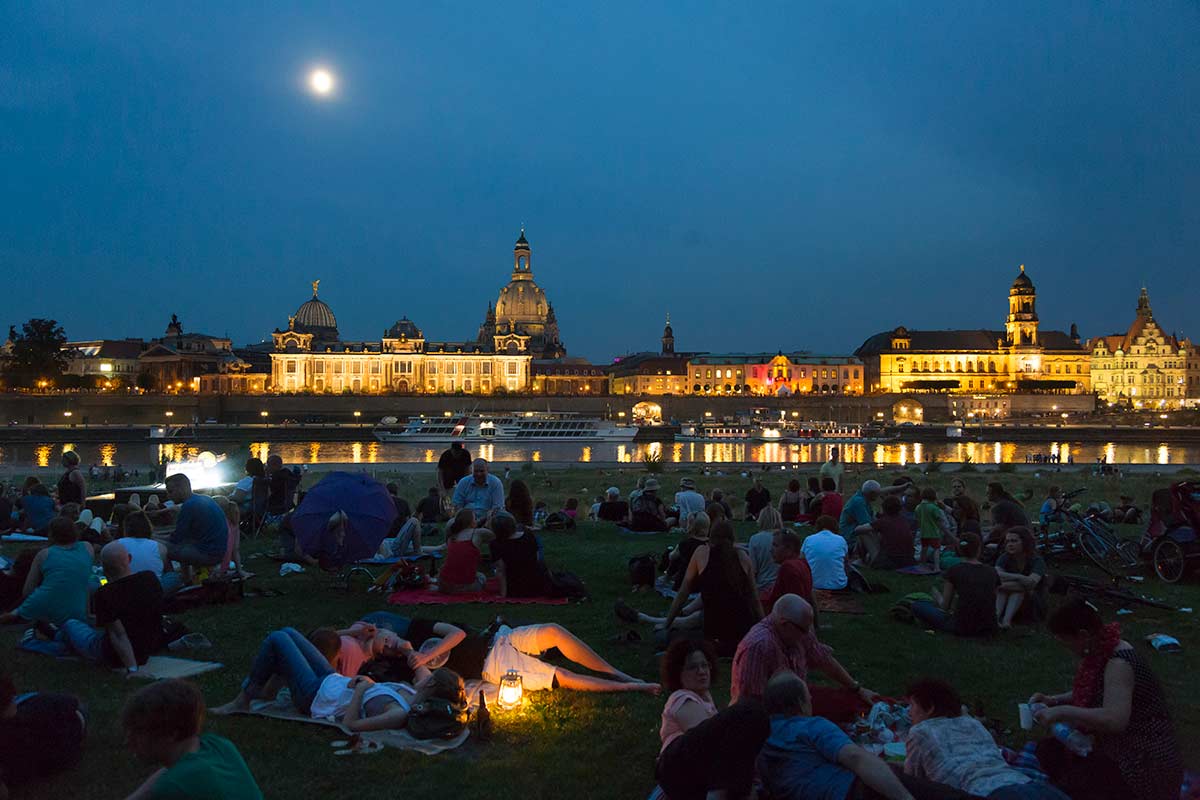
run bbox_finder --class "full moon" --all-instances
[308,68,335,96]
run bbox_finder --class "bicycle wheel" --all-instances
[1078,529,1123,577]
[1152,538,1186,584]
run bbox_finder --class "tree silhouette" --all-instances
[3,319,69,388]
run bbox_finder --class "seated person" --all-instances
[748,506,787,592]
[37,541,163,672]
[655,639,769,800]
[665,512,711,590]
[212,627,465,734]
[814,476,845,521]
[909,533,998,638]
[994,527,1046,629]
[264,455,300,521]
[365,617,660,696]
[376,509,424,558]
[0,673,87,797]
[587,495,604,521]
[415,486,445,532]
[629,479,676,532]
[854,495,916,569]
[0,516,93,626]
[801,515,849,591]
[744,478,771,521]
[432,509,495,594]
[14,483,56,535]
[731,595,879,719]
[596,487,631,525]
[1113,495,1141,524]
[1039,486,1064,527]
[562,498,579,520]
[758,671,928,800]
[210,496,243,578]
[675,478,706,527]
[778,479,806,522]
[121,509,181,595]
[905,677,1068,799]
[123,679,263,799]
[489,512,550,598]
[709,488,733,520]
[229,457,266,519]
[762,529,815,616]
[164,474,228,573]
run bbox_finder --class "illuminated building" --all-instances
[531,359,609,394]
[856,266,1090,395]
[608,315,694,395]
[62,339,145,380]
[1087,288,1191,409]
[686,353,863,395]
[139,315,249,393]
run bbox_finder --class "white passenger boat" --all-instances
[374,412,637,443]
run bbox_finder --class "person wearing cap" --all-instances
[630,478,677,532]
[675,478,706,527]
[838,479,905,547]
[597,487,630,525]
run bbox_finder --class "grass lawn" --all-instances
[3,463,1198,799]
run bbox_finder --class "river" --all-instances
[0,438,1194,469]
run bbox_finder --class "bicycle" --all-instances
[1036,489,1140,579]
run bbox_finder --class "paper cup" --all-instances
[1018,703,1034,730]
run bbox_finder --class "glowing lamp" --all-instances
[497,670,524,710]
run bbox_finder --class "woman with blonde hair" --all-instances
[747,506,786,592]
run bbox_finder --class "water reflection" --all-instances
[98,443,117,467]
[35,445,52,468]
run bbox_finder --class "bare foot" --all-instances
[210,693,252,715]
[638,682,662,696]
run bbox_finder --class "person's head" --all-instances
[122,679,205,765]
[471,458,489,485]
[428,486,440,498]
[449,508,475,535]
[564,497,578,511]
[711,488,724,501]
[705,501,727,521]
[213,494,239,525]
[508,478,533,509]
[1046,485,1062,500]
[1047,597,1106,657]
[21,476,40,493]
[685,510,710,540]
[956,531,982,560]
[308,628,342,666]
[756,505,784,532]
[829,446,840,463]
[644,478,660,494]
[490,511,517,541]
[814,514,837,533]
[806,477,820,493]
[906,678,963,724]
[709,518,736,548]
[415,668,467,709]
[29,482,50,497]
[986,482,1008,502]
[920,487,937,502]
[771,529,802,564]
[787,478,801,493]
[101,540,133,580]
[164,473,192,504]
[48,515,79,546]
[451,442,463,452]
[244,457,265,479]
[950,478,966,497]
[860,479,882,502]
[637,476,647,490]
[62,450,80,469]
[820,476,836,492]
[59,502,81,522]
[661,638,718,695]
[1004,526,1037,560]
[606,486,620,500]
[386,482,400,497]
[123,509,153,538]
[763,671,811,717]
[771,594,814,645]
[881,494,903,517]
[265,454,283,473]
[754,477,763,489]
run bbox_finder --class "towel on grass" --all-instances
[134,656,223,680]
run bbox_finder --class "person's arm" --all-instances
[853,522,873,535]
[338,622,377,641]
[664,549,704,628]
[20,549,48,598]
[158,542,175,574]
[816,652,880,705]
[740,550,766,620]
[490,479,505,512]
[340,676,409,732]
[1029,690,1073,706]
[405,622,467,671]
[837,744,915,800]
[938,579,956,611]
[450,480,466,512]
[495,559,508,597]
[124,767,167,800]
[106,619,138,671]
[1035,658,1134,735]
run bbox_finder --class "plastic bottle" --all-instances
[1051,722,1093,756]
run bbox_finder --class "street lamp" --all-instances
[165,410,174,418]
[353,410,362,427]
[260,410,269,429]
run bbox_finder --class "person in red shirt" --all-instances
[815,476,844,521]
[761,529,814,615]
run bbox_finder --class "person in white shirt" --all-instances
[674,478,706,527]
[819,446,845,493]
[800,515,848,591]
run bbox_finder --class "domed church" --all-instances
[476,229,566,358]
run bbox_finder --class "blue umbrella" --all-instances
[291,471,397,563]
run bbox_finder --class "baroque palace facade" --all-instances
[855,267,1091,396]
[268,231,562,395]
[1087,288,1193,409]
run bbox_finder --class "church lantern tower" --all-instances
[1005,265,1039,347]
[513,227,532,279]
[661,313,675,355]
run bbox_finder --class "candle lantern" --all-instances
[497,669,524,710]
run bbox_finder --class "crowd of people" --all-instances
[0,443,1187,799]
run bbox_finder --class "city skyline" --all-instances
[3,3,1199,361]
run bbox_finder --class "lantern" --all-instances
[497,670,524,710]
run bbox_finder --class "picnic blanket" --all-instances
[896,564,941,575]
[616,527,667,536]
[1,533,48,543]
[813,590,866,615]
[134,656,223,680]
[226,681,497,755]
[389,588,568,606]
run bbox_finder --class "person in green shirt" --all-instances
[123,679,262,800]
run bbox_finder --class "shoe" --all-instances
[614,598,639,624]
[34,620,59,641]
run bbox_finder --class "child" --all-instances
[123,679,262,799]
[210,496,242,578]
[562,497,579,520]
[914,487,950,571]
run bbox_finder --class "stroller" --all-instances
[1142,481,1200,583]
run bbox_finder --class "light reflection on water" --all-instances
[1,439,1198,467]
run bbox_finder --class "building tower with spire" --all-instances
[475,228,566,359]
[661,313,675,355]
[1005,265,1039,347]
[1085,286,1192,408]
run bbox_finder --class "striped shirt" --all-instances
[731,618,834,703]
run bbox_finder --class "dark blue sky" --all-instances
[3,2,1198,362]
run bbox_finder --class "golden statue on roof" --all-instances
[312,279,320,296]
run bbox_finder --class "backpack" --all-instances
[628,554,656,588]
[543,511,575,531]
[406,698,468,740]
[390,560,429,590]
[546,569,588,600]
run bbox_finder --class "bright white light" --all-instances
[308,68,335,96]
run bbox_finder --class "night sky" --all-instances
[3,2,1198,362]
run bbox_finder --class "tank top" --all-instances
[57,470,84,505]
[695,547,758,656]
[309,674,412,719]
[16,542,93,625]
[1095,648,1182,800]
[440,538,481,585]
[123,537,165,578]
[779,492,803,521]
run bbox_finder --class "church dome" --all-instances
[386,317,422,339]
[1011,265,1034,291]
[496,280,548,324]
[292,281,339,339]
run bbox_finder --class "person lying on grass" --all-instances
[211,627,466,733]
[362,617,661,695]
